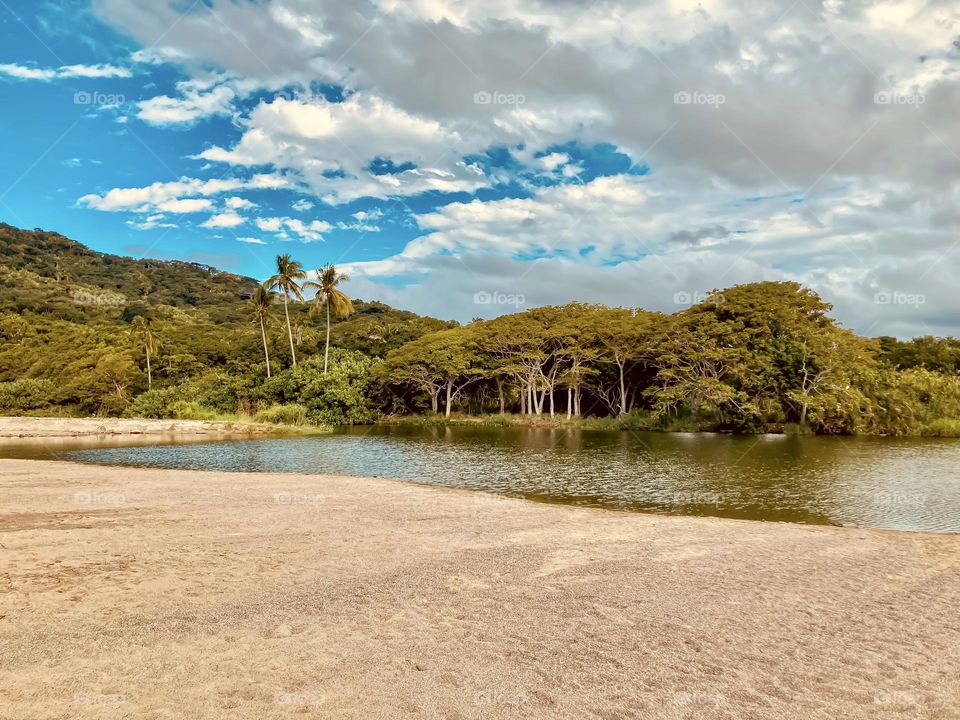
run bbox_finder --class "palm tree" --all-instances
[304,264,354,374]
[265,254,306,367]
[251,286,274,378]
[130,316,158,390]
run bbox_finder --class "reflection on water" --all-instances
[2,425,959,532]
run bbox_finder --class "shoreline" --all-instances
[2,458,959,718]
[0,415,316,439]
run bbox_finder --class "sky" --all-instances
[0,0,957,338]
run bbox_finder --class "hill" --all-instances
[0,223,451,417]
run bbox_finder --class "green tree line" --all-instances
[0,225,957,435]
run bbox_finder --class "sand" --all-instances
[0,416,286,438]
[2,456,960,719]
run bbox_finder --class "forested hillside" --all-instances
[0,224,451,420]
[0,223,957,435]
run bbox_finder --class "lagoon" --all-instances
[5,425,959,532]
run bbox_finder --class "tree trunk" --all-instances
[145,346,152,390]
[549,387,555,417]
[618,361,627,416]
[283,291,297,366]
[575,386,581,416]
[323,301,331,374]
[430,389,439,413]
[260,315,271,378]
[800,402,809,426]
[566,386,572,420]
[445,378,453,418]
[520,383,526,414]
[496,378,505,414]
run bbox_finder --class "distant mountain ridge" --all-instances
[0,223,260,319]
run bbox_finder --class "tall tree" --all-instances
[265,254,306,367]
[251,286,275,378]
[130,316,158,390]
[304,264,354,374]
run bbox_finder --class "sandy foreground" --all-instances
[1,457,960,720]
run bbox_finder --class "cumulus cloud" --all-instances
[196,93,489,203]
[0,62,132,80]
[85,0,960,335]
[79,173,288,213]
[200,211,246,229]
[256,216,332,241]
[137,80,236,125]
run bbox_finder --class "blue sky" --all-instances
[0,0,957,337]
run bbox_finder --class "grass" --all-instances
[920,418,960,438]
[379,411,706,433]
[138,401,330,434]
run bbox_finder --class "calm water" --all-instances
[4,426,959,532]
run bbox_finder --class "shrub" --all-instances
[254,403,308,425]
[0,378,58,411]
[921,418,960,438]
[123,386,181,419]
[167,401,220,421]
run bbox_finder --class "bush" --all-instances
[254,349,378,425]
[254,403,308,425]
[0,378,58,411]
[920,418,960,438]
[167,401,220,421]
[123,386,181,419]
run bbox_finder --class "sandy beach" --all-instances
[0,416,287,439]
[2,453,960,719]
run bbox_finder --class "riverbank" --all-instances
[380,412,960,437]
[0,416,325,439]
[2,459,958,718]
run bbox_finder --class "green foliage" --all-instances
[257,350,379,425]
[0,378,58,412]
[253,403,308,425]
[2,224,958,436]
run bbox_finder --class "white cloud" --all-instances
[225,196,257,210]
[85,0,960,334]
[197,93,489,203]
[200,211,246,229]
[236,236,267,244]
[127,214,177,230]
[156,198,213,213]
[0,62,131,80]
[292,198,314,212]
[257,216,332,241]
[137,81,236,125]
[79,173,288,213]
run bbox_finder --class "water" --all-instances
[3,425,959,532]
